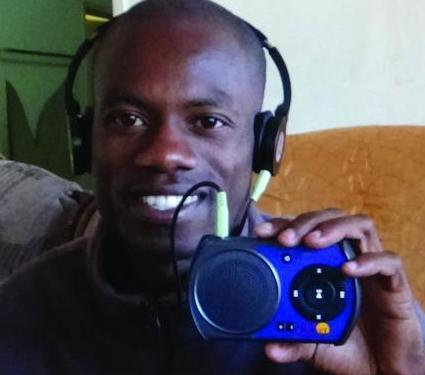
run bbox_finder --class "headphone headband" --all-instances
[246,23,291,119]
[64,16,292,175]
[65,21,115,118]
[65,19,291,121]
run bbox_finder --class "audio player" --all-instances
[188,236,361,344]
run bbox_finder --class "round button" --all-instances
[316,322,331,335]
[304,279,336,309]
[290,265,346,321]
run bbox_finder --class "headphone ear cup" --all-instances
[70,107,93,175]
[253,111,273,174]
[253,111,286,175]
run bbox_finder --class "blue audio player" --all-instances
[188,236,361,344]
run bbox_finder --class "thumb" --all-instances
[265,343,317,363]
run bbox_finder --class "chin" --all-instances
[119,222,201,260]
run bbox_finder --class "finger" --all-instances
[264,342,316,363]
[276,208,345,247]
[303,214,383,253]
[255,217,292,238]
[342,252,407,291]
[343,252,416,320]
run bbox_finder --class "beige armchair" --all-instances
[258,125,425,306]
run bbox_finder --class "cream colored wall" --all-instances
[112,0,133,15]
[112,0,425,134]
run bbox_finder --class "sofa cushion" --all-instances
[259,125,425,306]
[0,161,89,280]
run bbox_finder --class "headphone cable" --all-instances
[166,181,222,375]
[169,181,222,316]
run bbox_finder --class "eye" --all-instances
[111,113,146,129]
[193,116,227,130]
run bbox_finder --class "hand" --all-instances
[255,209,425,375]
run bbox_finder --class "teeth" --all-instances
[141,195,199,211]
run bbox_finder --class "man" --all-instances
[0,0,423,374]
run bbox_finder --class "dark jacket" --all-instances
[0,213,323,375]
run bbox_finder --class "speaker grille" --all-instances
[194,249,280,334]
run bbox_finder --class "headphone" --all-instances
[65,17,291,176]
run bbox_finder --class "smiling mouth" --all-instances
[122,188,209,224]
[140,195,199,211]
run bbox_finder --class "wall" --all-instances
[0,0,111,184]
[0,0,86,174]
[113,0,425,134]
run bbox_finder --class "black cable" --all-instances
[231,198,254,237]
[166,181,222,375]
[169,181,222,316]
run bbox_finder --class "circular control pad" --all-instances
[290,265,346,321]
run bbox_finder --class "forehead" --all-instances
[98,16,247,66]
[94,18,259,104]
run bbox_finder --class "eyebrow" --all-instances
[100,88,237,114]
[184,89,234,108]
[100,92,153,111]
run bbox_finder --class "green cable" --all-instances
[250,170,272,203]
[214,170,271,238]
[215,191,229,238]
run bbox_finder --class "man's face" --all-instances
[92,18,262,273]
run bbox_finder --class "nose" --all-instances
[134,120,197,173]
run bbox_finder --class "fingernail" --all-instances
[258,222,274,234]
[271,346,282,357]
[282,229,296,244]
[345,261,358,271]
[309,230,322,239]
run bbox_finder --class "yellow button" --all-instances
[316,322,330,335]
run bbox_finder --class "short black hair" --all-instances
[93,0,266,101]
